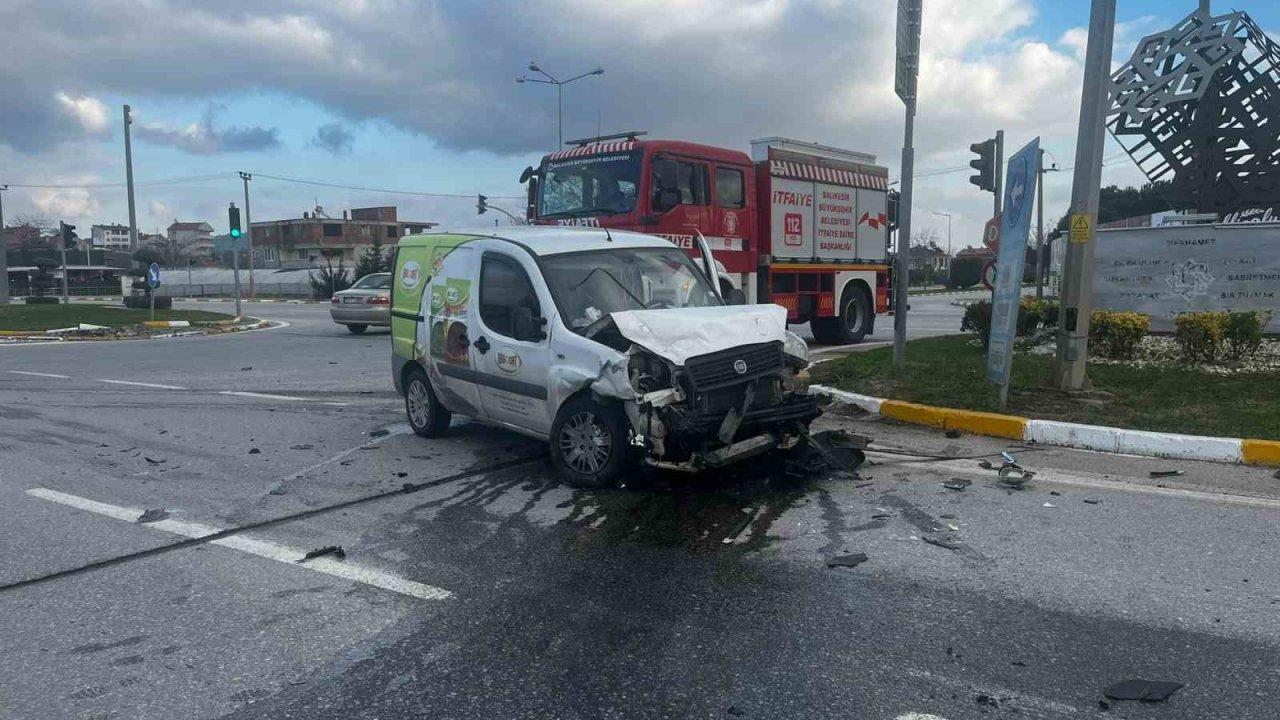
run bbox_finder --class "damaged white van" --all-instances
[390,227,820,488]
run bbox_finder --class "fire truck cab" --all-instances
[523,132,892,345]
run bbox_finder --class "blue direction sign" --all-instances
[147,262,162,289]
[986,137,1040,393]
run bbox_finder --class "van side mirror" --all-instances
[511,306,545,342]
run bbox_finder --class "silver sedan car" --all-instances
[330,272,392,334]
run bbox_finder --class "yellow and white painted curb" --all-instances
[142,320,192,328]
[811,384,1280,468]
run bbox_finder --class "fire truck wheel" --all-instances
[821,285,871,345]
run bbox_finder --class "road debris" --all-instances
[248,448,261,455]
[942,478,971,491]
[826,553,869,568]
[268,486,287,496]
[369,429,391,438]
[727,706,746,717]
[1083,498,1101,505]
[974,694,1002,707]
[299,545,346,562]
[240,366,253,371]
[1042,503,1056,508]
[922,534,961,550]
[143,456,165,464]
[290,444,314,450]
[1150,469,1184,478]
[1049,490,1061,496]
[978,459,994,470]
[137,508,169,523]
[1103,679,1183,702]
[945,429,961,439]
[871,513,893,520]
[998,463,1034,488]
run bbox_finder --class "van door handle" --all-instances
[474,336,490,354]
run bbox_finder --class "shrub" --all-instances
[961,300,993,345]
[1174,311,1228,363]
[1090,310,1150,360]
[948,257,984,289]
[1224,310,1272,361]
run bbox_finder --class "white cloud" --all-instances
[55,92,110,136]
[31,177,102,222]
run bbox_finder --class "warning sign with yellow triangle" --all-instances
[1069,214,1091,243]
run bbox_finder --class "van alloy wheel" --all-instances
[559,411,612,475]
[406,380,429,428]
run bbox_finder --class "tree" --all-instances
[949,256,984,289]
[1054,180,1194,232]
[354,236,389,279]
[132,248,162,267]
[29,257,59,298]
[10,214,55,250]
[911,227,941,248]
[310,254,352,299]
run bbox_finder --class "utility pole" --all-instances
[1054,0,1116,390]
[1034,150,1060,299]
[58,221,70,304]
[240,172,254,298]
[123,105,139,251]
[893,0,922,370]
[0,185,8,305]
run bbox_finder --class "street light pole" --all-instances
[240,172,254,298]
[123,105,139,251]
[0,185,8,305]
[516,62,605,147]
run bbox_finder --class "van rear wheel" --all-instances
[404,368,451,438]
[550,396,630,488]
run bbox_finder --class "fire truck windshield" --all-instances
[538,151,642,218]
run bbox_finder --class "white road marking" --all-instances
[97,379,188,390]
[218,390,348,406]
[866,450,1280,510]
[7,371,71,379]
[895,714,950,720]
[25,487,452,601]
[905,668,1078,716]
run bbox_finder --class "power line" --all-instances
[252,173,524,200]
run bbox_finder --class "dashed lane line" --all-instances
[24,487,452,601]
[218,390,349,406]
[6,371,71,379]
[96,379,189,390]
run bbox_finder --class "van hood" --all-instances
[606,304,789,365]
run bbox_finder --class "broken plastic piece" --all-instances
[137,508,169,523]
[1001,451,1016,464]
[248,448,261,455]
[978,459,994,470]
[299,545,345,562]
[143,456,165,464]
[1083,498,1101,505]
[942,478,971,491]
[827,553,869,568]
[1150,470,1184,478]
[922,534,961,550]
[1103,679,1183,702]
[998,464,1033,488]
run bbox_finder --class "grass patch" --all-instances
[0,304,234,331]
[811,334,1280,440]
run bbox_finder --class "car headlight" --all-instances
[783,330,809,365]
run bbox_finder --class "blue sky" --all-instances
[1,0,1274,247]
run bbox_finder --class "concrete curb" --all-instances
[811,384,1280,468]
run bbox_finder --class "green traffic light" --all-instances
[230,228,242,238]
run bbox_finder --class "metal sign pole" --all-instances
[893,0,922,370]
[1054,0,1116,390]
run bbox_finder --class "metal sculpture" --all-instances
[1108,8,1280,214]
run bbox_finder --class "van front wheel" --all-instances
[550,396,630,488]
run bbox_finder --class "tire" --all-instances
[549,395,631,488]
[824,285,872,345]
[404,368,451,438]
[346,324,368,335]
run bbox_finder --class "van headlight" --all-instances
[783,330,809,365]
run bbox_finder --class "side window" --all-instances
[675,161,709,205]
[480,255,541,340]
[715,167,745,208]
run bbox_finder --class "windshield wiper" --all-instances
[570,267,647,310]
[541,205,624,218]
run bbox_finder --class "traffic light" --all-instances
[476,194,488,215]
[969,138,997,192]
[228,203,242,238]
[60,222,77,249]
[886,189,900,234]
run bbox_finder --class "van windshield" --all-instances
[538,151,642,218]
[541,248,721,331]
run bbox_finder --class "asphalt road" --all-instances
[3,299,1278,720]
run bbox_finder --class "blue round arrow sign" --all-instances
[147,262,161,289]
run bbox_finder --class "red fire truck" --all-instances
[521,132,892,344]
